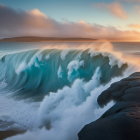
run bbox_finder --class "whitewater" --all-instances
[0,41,139,140]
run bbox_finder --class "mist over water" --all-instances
[0,42,139,140]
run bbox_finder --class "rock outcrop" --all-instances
[78,72,140,140]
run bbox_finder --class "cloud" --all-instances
[0,5,140,41]
[122,0,140,2]
[107,3,128,19]
[28,9,46,17]
[128,24,140,29]
[94,2,128,19]
[135,6,140,14]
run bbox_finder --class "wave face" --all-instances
[0,49,127,100]
[0,43,134,140]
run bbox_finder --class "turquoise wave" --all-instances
[0,49,127,99]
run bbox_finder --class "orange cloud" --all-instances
[135,6,140,14]
[108,3,128,19]
[128,24,140,29]
[0,5,140,41]
[28,9,46,17]
[122,0,140,2]
[94,2,128,19]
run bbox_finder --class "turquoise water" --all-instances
[0,48,127,100]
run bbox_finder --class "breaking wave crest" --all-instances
[0,48,127,99]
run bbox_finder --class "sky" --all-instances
[0,0,140,40]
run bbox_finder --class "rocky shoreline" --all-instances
[0,129,25,140]
[78,72,140,140]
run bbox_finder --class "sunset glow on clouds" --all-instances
[128,24,140,29]
[29,9,47,17]
[0,0,140,41]
[94,2,128,19]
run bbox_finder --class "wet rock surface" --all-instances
[0,120,26,140]
[78,72,140,140]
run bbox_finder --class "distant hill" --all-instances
[0,36,97,42]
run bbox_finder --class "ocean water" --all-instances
[0,41,139,140]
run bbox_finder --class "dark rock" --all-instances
[97,73,140,106]
[78,72,140,140]
[0,130,25,140]
[0,120,26,140]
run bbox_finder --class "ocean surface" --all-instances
[0,41,139,140]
